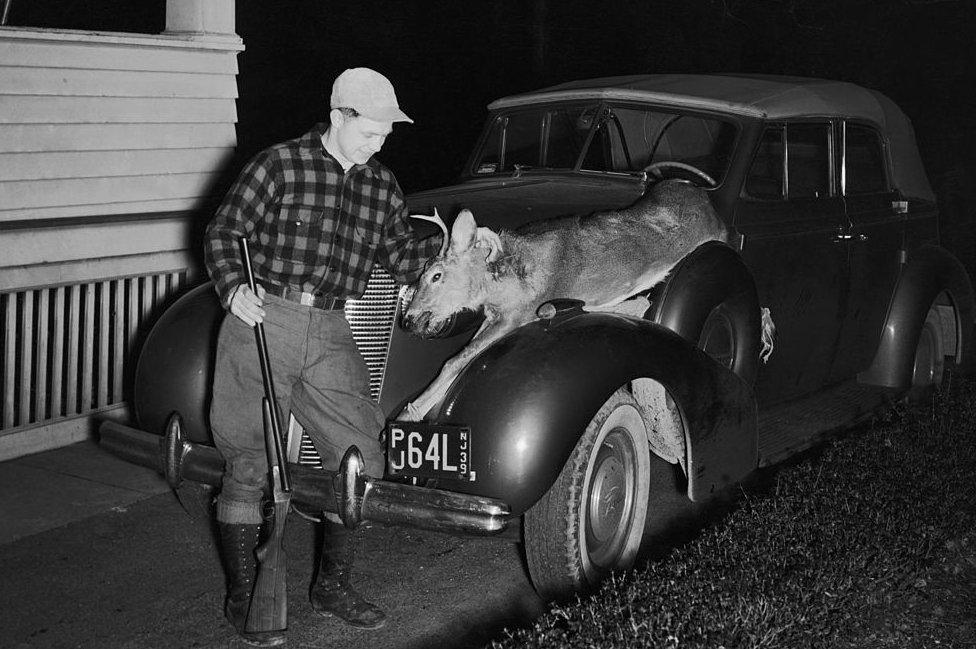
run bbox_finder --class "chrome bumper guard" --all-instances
[98,417,512,537]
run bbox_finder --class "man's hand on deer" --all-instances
[474,226,502,262]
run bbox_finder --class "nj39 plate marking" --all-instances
[386,422,474,481]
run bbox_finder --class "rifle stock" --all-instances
[238,237,291,635]
[245,399,291,634]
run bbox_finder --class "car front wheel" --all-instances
[523,388,653,600]
[907,307,946,402]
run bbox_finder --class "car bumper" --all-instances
[97,418,513,538]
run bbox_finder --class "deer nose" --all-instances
[399,311,416,331]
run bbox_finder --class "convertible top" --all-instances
[490,74,934,201]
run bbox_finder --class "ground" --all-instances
[0,446,544,649]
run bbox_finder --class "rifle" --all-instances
[238,237,291,635]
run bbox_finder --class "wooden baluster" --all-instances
[67,285,80,415]
[127,277,138,367]
[35,288,50,421]
[98,282,109,408]
[51,286,65,419]
[3,292,16,429]
[20,290,34,424]
[112,279,124,404]
[81,283,95,413]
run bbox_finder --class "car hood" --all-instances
[406,175,646,232]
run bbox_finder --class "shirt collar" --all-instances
[300,122,380,178]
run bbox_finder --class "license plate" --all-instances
[385,422,474,481]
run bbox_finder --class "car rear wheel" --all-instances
[523,388,653,600]
[907,307,945,402]
[697,304,737,371]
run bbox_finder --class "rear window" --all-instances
[745,127,785,200]
[745,122,832,200]
[845,124,888,194]
[787,124,831,199]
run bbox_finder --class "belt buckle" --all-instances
[299,292,314,307]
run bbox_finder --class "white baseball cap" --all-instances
[330,68,413,124]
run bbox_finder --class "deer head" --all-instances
[402,209,494,338]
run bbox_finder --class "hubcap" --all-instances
[585,428,637,569]
[912,322,941,388]
[699,308,735,370]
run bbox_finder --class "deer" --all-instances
[399,179,754,421]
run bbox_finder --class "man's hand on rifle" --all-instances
[230,283,266,327]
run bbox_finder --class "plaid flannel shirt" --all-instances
[204,123,441,308]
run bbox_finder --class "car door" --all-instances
[734,121,850,406]
[829,121,906,382]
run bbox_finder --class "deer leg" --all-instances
[399,319,514,421]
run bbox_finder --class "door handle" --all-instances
[831,232,869,243]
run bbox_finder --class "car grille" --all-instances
[296,267,399,468]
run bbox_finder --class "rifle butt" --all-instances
[244,496,290,634]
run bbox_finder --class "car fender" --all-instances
[648,241,762,386]
[859,244,976,389]
[133,282,223,444]
[428,305,758,514]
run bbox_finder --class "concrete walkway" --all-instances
[0,440,171,545]
[0,441,545,649]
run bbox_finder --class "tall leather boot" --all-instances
[217,522,286,647]
[309,520,386,630]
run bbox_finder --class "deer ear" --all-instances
[449,209,478,252]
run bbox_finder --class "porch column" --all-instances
[165,0,236,37]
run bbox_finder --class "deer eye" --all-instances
[431,272,442,283]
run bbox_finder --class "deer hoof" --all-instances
[399,402,422,422]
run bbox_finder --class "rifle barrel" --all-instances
[239,237,291,493]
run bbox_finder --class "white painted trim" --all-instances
[0,216,197,268]
[0,199,209,223]
[0,147,236,181]
[0,39,240,74]
[0,123,237,154]
[0,404,130,461]
[0,26,243,52]
[0,250,199,292]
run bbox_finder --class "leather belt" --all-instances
[263,284,346,310]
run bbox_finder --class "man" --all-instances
[204,68,497,647]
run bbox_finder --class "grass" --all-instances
[491,372,976,648]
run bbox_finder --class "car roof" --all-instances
[489,74,933,201]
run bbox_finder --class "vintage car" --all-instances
[100,74,974,600]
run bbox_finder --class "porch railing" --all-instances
[1,270,188,432]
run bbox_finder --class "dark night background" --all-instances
[8,0,976,270]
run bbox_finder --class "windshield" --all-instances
[472,102,737,184]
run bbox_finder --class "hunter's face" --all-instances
[334,113,392,165]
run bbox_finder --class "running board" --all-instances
[757,381,891,467]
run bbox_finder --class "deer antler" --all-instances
[410,208,449,257]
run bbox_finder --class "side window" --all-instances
[580,117,614,172]
[745,127,785,199]
[786,123,830,199]
[549,106,603,170]
[845,124,888,194]
[475,114,542,174]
